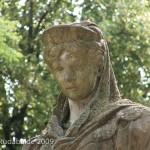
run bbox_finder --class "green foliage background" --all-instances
[0,0,149,149]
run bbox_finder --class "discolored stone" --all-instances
[22,21,150,150]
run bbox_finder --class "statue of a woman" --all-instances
[22,21,150,150]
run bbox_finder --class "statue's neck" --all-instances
[68,90,97,125]
[67,78,100,125]
[68,98,89,125]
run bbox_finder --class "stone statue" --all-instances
[22,21,150,150]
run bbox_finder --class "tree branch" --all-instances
[34,0,62,36]
[34,9,49,35]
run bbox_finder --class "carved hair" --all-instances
[43,40,104,69]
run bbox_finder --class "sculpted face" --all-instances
[50,50,99,101]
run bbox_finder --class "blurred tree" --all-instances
[0,17,25,150]
[0,0,149,150]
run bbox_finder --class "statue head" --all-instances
[42,21,106,101]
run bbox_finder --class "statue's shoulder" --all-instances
[21,115,62,150]
[116,99,150,149]
[116,99,150,121]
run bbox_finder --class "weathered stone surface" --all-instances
[22,21,150,150]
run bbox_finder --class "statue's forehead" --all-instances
[51,50,87,69]
[60,51,85,61]
[46,42,89,59]
[50,41,91,52]
[57,51,85,63]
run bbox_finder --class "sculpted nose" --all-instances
[64,69,76,82]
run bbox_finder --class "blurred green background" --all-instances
[0,0,149,149]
